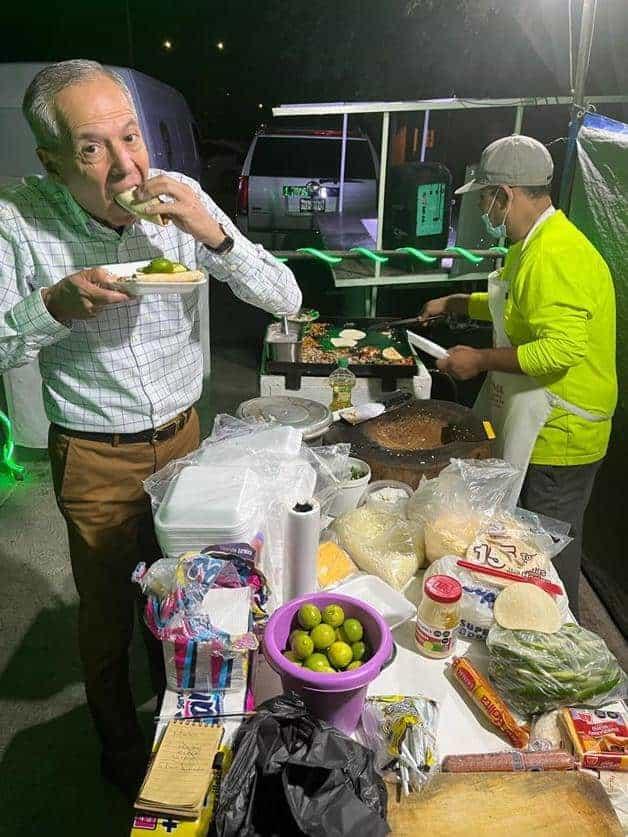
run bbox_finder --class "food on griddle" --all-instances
[339,328,367,341]
[382,347,404,362]
[363,411,446,451]
[287,308,319,323]
[331,337,358,348]
[299,322,415,366]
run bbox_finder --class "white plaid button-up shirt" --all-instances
[0,170,301,432]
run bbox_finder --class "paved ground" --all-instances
[0,340,625,837]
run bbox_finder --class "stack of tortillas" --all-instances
[330,328,366,348]
[494,584,562,634]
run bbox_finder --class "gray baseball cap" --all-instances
[455,134,554,194]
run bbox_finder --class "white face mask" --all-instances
[481,190,510,239]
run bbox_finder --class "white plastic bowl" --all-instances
[327,457,371,518]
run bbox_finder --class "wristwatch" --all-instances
[206,224,234,255]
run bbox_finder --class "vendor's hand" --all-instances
[436,345,486,380]
[42,268,132,322]
[134,175,226,247]
[418,293,469,324]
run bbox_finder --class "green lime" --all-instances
[289,629,308,646]
[346,661,362,671]
[335,626,350,643]
[171,262,188,273]
[321,667,336,673]
[310,623,335,650]
[304,653,330,672]
[351,641,367,661]
[146,257,174,274]
[291,633,314,660]
[327,641,353,669]
[297,604,322,630]
[283,651,303,666]
[321,604,345,628]
[343,618,364,643]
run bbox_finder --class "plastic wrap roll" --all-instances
[284,499,320,602]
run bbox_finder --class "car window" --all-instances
[346,140,376,180]
[250,137,375,179]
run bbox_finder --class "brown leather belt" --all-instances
[51,408,193,446]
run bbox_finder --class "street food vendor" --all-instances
[419,135,617,618]
[0,59,301,798]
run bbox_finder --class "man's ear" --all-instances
[37,147,61,180]
[496,185,513,209]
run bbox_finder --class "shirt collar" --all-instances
[522,205,557,250]
[27,174,134,238]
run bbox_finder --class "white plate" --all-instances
[333,573,416,629]
[102,260,207,296]
[406,329,450,360]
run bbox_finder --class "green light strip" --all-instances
[349,247,388,264]
[489,246,509,256]
[395,247,438,264]
[296,247,343,265]
[275,256,289,263]
[349,247,389,264]
[0,409,25,479]
[445,246,485,265]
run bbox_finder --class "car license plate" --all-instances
[283,185,310,198]
[299,198,325,213]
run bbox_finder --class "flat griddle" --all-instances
[325,399,493,487]
[264,316,417,391]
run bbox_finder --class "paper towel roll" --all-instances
[284,498,320,602]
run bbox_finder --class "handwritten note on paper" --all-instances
[137,721,223,811]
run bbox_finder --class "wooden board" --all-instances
[388,772,622,836]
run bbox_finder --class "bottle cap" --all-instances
[338,358,349,368]
[424,575,462,604]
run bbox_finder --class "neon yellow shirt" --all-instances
[468,210,617,466]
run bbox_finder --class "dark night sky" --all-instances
[4,0,628,142]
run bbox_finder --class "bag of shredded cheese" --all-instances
[332,505,424,589]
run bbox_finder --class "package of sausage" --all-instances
[442,751,576,772]
[560,703,628,771]
[451,656,529,749]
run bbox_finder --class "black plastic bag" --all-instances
[212,691,389,837]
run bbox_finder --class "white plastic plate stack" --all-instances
[154,465,261,557]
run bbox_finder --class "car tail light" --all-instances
[237,175,249,215]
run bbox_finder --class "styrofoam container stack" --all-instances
[154,465,262,557]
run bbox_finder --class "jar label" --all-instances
[415,615,458,655]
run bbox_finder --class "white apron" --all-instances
[474,230,610,491]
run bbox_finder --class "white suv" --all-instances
[236,127,378,249]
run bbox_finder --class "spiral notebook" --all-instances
[135,720,224,819]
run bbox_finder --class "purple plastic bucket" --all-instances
[263,592,394,735]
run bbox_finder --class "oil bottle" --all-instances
[328,358,356,411]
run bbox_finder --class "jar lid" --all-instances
[424,574,462,604]
[236,396,332,441]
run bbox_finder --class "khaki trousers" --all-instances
[48,410,200,763]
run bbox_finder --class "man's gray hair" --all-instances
[22,59,137,150]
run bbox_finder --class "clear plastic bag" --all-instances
[406,459,572,568]
[142,413,351,609]
[358,694,439,793]
[332,504,425,590]
[424,555,570,640]
[487,622,627,716]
